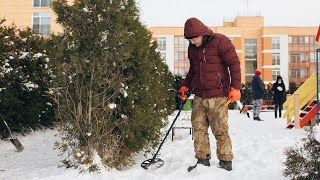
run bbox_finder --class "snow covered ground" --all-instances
[0,110,315,180]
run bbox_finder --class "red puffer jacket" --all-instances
[182,18,241,99]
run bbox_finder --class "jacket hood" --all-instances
[276,75,283,82]
[184,18,214,39]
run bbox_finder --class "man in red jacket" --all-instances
[179,18,241,171]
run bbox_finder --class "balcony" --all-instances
[289,62,310,68]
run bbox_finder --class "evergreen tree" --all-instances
[289,81,298,94]
[50,0,175,171]
[283,128,320,179]
[264,82,273,100]
[240,82,252,105]
[0,19,55,137]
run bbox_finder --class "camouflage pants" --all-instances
[253,99,263,118]
[191,96,233,161]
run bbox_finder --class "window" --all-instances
[310,52,315,62]
[174,36,188,62]
[289,69,299,78]
[245,39,257,59]
[174,36,189,76]
[157,37,166,50]
[272,53,280,65]
[289,53,300,62]
[272,37,280,49]
[272,68,280,81]
[299,36,304,44]
[292,36,298,44]
[289,68,309,78]
[310,36,315,45]
[305,36,309,44]
[160,52,166,62]
[245,61,257,74]
[300,68,307,78]
[33,12,50,35]
[288,36,292,44]
[33,0,51,7]
[300,52,309,62]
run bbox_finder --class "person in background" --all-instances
[272,75,286,118]
[251,70,264,121]
[179,17,241,171]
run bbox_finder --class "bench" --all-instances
[247,100,275,111]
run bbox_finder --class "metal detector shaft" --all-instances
[150,100,186,161]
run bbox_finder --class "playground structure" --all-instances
[284,72,319,129]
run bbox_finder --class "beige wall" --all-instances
[263,27,318,35]
[149,27,184,36]
[0,0,68,33]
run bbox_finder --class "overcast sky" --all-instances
[135,0,320,27]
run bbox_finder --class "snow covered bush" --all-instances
[50,0,175,171]
[0,19,55,138]
[283,127,320,179]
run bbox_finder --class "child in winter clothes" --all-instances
[251,70,264,121]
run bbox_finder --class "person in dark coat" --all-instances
[272,75,286,118]
[179,17,241,171]
[251,70,264,121]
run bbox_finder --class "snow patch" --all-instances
[33,53,43,58]
[19,52,29,59]
[108,103,116,109]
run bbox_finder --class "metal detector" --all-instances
[141,88,193,170]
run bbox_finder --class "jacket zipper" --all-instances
[201,47,206,97]
[218,73,222,91]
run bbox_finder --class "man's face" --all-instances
[188,36,203,47]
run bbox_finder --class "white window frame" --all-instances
[160,52,166,62]
[33,0,51,8]
[157,37,166,50]
[32,12,51,35]
[272,69,280,81]
[288,36,292,44]
[310,52,315,62]
[305,36,309,44]
[272,37,280,50]
[272,53,280,65]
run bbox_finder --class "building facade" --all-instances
[0,0,66,35]
[0,1,319,87]
[150,16,320,88]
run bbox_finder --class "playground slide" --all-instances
[287,101,320,129]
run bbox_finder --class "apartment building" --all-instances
[150,16,320,87]
[0,1,319,86]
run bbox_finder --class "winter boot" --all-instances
[187,158,210,172]
[256,117,263,121]
[197,159,210,166]
[219,160,232,171]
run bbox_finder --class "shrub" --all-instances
[283,127,320,179]
[0,20,55,138]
